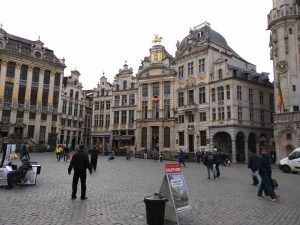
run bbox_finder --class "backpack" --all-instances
[207,154,214,163]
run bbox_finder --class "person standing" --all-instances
[248,152,259,186]
[257,148,278,201]
[195,150,201,163]
[153,148,158,162]
[203,150,216,179]
[68,145,92,200]
[178,150,186,167]
[24,142,31,160]
[143,147,148,159]
[63,145,70,162]
[213,149,221,177]
[90,146,99,171]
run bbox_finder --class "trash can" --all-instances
[144,193,168,225]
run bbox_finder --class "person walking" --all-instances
[68,145,92,200]
[257,148,278,202]
[178,149,186,167]
[143,147,148,159]
[203,150,216,179]
[63,145,70,162]
[55,145,63,162]
[213,149,221,177]
[153,148,158,162]
[248,151,259,186]
[195,150,201,163]
[90,146,99,171]
[24,142,31,160]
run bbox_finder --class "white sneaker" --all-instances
[271,198,277,202]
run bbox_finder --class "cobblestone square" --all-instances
[0,153,300,225]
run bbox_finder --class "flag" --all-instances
[277,81,283,112]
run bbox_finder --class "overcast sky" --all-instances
[1,0,273,89]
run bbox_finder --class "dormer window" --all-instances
[218,69,223,80]
[0,40,5,49]
[123,81,127,90]
[34,50,42,59]
[116,84,119,91]
[131,82,135,89]
[196,32,203,39]
[75,91,79,100]
[70,90,73,98]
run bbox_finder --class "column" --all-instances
[147,126,151,150]
[159,126,163,151]
[48,70,55,107]
[36,68,45,105]
[244,137,249,163]
[25,65,33,106]
[170,126,175,150]
[232,139,237,163]
[0,59,8,100]
[11,63,21,125]
[159,80,163,118]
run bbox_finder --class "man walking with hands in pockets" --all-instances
[68,145,92,200]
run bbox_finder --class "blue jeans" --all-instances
[258,174,275,199]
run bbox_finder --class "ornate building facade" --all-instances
[268,0,300,161]
[0,27,65,145]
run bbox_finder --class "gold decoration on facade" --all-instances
[152,34,163,45]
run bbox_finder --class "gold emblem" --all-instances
[152,34,163,45]
[276,60,288,73]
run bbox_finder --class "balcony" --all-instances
[181,103,198,113]
[274,112,300,124]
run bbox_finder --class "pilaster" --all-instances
[0,59,8,99]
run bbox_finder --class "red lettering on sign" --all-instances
[165,164,181,174]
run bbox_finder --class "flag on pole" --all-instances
[277,81,283,112]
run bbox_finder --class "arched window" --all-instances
[131,82,135,89]
[101,88,105,96]
[164,127,170,148]
[197,32,202,39]
[123,81,127,90]
[75,91,79,99]
[115,84,119,91]
[141,127,147,148]
[218,69,223,80]
[70,90,74,98]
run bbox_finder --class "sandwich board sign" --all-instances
[159,164,191,224]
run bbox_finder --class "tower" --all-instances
[268,0,300,161]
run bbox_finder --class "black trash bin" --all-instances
[144,193,168,225]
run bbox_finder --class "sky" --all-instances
[0,0,273,89]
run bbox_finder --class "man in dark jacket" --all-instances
[257,148,277,201]
[68,145,92,200]
[90,146,99,171]
[213,149,221,177]
[248,152,259,185]
[203,150,216,179]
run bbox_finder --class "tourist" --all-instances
[55,145,63,161]
[153,148,158,162]
[108,150,115,161]
[203,150,216,179]
[63,145,70,162]
[90,146,99,171]
[6,159,32,189]
[213,149,221,177]
[143,147,148,159]
[24,142,31,160]
[248,151,259,186]
[68,145,92,200]
[195,149,201,163]
[178,149,186,167]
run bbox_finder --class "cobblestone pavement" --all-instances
[0,153,300,225]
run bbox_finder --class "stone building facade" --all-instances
[268,0,300,161]
[58,70,85,149]
[0,27,65,145]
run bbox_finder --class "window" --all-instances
[94,115,99,127]
[226,85,230,100]
[142,84,148,97]
[62,101,67,114]
[259,91,264,104]
[237,86,242,100]
[131,82,135,89]
[261,110,265,125]
[218,69,223,80]
[27,125,35,139]
[142,101,148,119]
[61,118,66,126]
[4,83,13,103]
[53,91,59,109]
[18,86,26,105]
[79,105,83,117]
[70,90,74,98]
[164,99,170,119]
[141,127,147,147]
[68,102,73,115]
[114,96,120,106]
[67,119,72,126]
[164,81,170,95]
[218,107,225,120]
[129,94,135,105]
[123,80,127,90]
[227,106,231,119]
[217,86,224,101]
[188,90,194,104]
[289,28,293,35]
[41,114,47,121]
[199,87,206,104]
[179,66,184,79]
[54,73,61,86]
[188,62,194,75]
[114,111,120,124]
[75,91,79,100]
[106,101,111,109]
[212,88,216,102]
[249,89,253,103]
[52,115,57,122]
[293,106,299,112]
[6,62,16,78]
[29,112,36,120]
[178,132,184,146]
[188,113,194,123]
[153,82,159,97]
[178,92,184,107]
[199,112,206,122]
[121,111,127,124]
[286,133,292,140]
[129,110,134,124]
[122,95,127,106]
[44,70,50,85]
[199,59,205,72]
[100,101,105,110]
[32,67,40,83]
[42,89,49,107]
[99,115,104,127]
[74,104,78,116]
[200,131,206,146]
[30,88,38,106]
[152,102,159,119]
[115,84,119,91]
[178,115,184,124]
[269,94,274,110]
[105,115,110,127]
[164,127,170,148]
[17,111,24,120]
[20,65,28,81]
[212,108,216,121]
[238,107,243,122]
[271,112,274,123]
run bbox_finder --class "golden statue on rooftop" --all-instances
[152,34,163,45]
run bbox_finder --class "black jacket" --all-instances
[257,155,272,176]
[68,151,92,174]
[248,155,258,171]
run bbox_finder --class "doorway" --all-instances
[188,135,194,152]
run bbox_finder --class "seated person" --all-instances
[6,159,32,189]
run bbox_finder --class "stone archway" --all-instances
[285,144,294,155]
[236,132,245,162]
[213,131,232,154]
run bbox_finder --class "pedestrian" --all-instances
[18,143,25,160]
[248,151,259,186]
[203,150,216,179]
[143,147,148,159]
[178,149,186,167]
[159,152,163,162]
[24,142,31,160]
[90,146,99,171]
[68,145,92,200]
[55,145,63,161]
[257,148,278,202]
[196,149,201,163]
[63,145,70,162]
[153,148,158,162]
[126,147,132,160]
[5,159,32,189]
[108,150,115,161]
[213,149,221,177]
